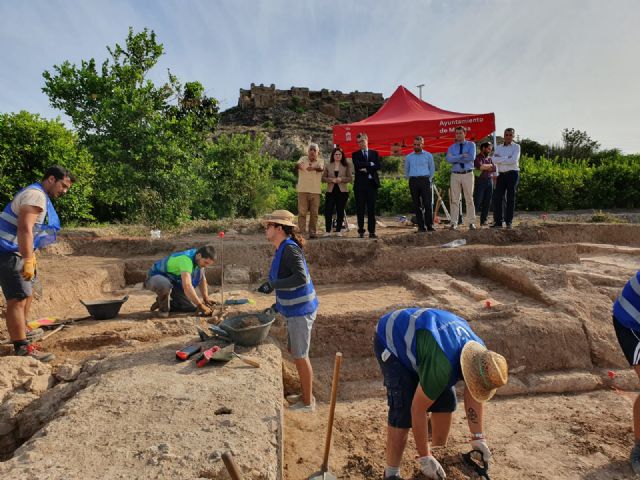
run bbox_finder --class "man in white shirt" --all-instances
[492,128,520,229]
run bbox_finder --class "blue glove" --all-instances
[257,281,274,294]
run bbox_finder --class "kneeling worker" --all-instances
[374,307,508,479]
[145,245,216,317]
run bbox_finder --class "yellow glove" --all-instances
[22,256,37,281]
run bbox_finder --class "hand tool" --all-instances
[176,344,202,361]
[308,352,342,480]
[195,345,222,368]
[222,451,243,480]
[231,351,260,368]
[462,449,491,480]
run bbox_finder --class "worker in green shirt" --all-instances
[145,245,216,317]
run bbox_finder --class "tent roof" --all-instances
[332,85,495,156]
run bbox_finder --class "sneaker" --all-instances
[631,443,640,474]
[322,232,331,237]
[289,397,316,412]
[491,223,503,229]
[506,223,513,229]
[285,393,301,403]
[359,232,365,238]
[369,233,378,239]
[15,344,55,363]
[335,232,343,237]
[157,310,169,318]
[469,224,477,230]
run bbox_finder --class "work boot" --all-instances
[15,344,55,363]
[631,442,640,474]
[157,294,170,318]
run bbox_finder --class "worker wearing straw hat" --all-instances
[257,210,318,412]
[374,308,508,480]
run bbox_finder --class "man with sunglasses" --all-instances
[492,128,521,229]
[0,166,74,362]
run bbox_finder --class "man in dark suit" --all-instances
[352,133,381,238]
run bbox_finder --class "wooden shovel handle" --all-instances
[321,352,342,471]
[233,352,260,368]
[222,451,242,480]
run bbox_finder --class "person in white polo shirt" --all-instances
[492,128,521,229]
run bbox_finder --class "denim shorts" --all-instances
[373,335,457,428]
[0,252,34,301]
[286,311,316,359]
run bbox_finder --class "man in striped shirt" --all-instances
[612,270,640,473]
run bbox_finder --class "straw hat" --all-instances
[460,341,508,402]
[261,210,297,228]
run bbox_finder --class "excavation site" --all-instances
[1,219,639,480]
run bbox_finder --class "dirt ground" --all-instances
[1,215,640,479]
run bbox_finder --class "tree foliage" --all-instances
[0,111,95,223]
[42,27,218,225]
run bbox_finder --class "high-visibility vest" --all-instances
[269,238,318,317]
[0,183,60,253]
[376,308,484,388]
[148,248,202,288]
[613,271,640,330]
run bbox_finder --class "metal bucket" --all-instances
[80,296,129,320]
[219,308,276,347]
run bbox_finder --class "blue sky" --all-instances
[1,0,639,152]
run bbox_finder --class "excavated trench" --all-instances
[1,223,640,479]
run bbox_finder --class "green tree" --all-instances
[0,111,95,223]
[42,28,218,226]
[558,128,600,159]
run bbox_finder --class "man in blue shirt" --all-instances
[374,308,508,480]
[445,126,477,230]
[404,136,435,233]
[612,270,640,473]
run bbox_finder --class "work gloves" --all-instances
[257,281,274,294]
[418,455,446,479]
[196,303,213,316]
[22,256,37,281]
[470,439,492,463]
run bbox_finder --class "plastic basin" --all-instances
[80,296,129,320]
[219,309,276,347]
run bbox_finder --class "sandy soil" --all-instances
[1,220,640,479]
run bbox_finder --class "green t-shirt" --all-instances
[166,254,195,278]
[415,329,453,400]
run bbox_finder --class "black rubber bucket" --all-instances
[80,296,129,320]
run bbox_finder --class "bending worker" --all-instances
[257,210,318,412]
[612,268,640,473]
[145,245,216,317]
[374,307,508,480]
[0,166,74,362]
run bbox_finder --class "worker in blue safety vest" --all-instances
[0,166,74,362]
[374,307,508,480]
[257,209,318,412]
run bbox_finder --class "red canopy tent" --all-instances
[332,85,495,157]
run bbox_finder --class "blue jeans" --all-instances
[493,170,519,225]
[474,177,493,225]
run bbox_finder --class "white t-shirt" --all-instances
[10,187,47,224]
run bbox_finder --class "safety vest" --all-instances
[376,308,484,388]
[269,238,318,317]
[148,249,202,288]
[613,271,640,330]
[0,183,60,253]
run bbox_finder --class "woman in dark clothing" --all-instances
[322,147,353,237]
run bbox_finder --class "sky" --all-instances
[1,0,639,153]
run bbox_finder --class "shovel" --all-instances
[308,352,342,480]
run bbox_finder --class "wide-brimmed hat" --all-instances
[460,341,508,402]
[261,210,297,228]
